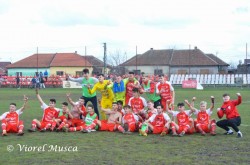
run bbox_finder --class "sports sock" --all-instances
[31,120,37,129]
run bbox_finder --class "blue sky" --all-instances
[0,0,249,65]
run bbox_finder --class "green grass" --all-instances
[0,87,250,165]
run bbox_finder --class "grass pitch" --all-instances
[0,87,250,165]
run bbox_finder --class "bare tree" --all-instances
[107,49,127,66]
[107,49,127,75]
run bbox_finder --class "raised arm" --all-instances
[184,99,195,113]
[36,88,45,106]
[210,96,215,111]
[19,95,28,112]
[66,74,83,83]
[66,93,75,106]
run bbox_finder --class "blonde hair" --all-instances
[200,101,207,106]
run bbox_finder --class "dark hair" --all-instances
[129,71,135,74]
[159,74,164,77]
[123,105,131,109]
[98,73,104,77]
[79,96,85,100]
[10,103,16,106]
[117,100,123,105]
[50,98,56,103]
[87,104,94,109]
[112,102,118,105]
[177,102,185,107]
[62,102,68,106]
[156,104,163,108]
[132,87,139,93]
[223,93,230,97]
[82,68,89,74]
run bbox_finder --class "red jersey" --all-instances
[128,96,147,114]
[217,96,241,119]
[173,111,190,126]
[42,108,59,122]
[122,113,136,124]
[0,109,22,125]
[126,81,136,99]
[6,112,19,125]
[197,111,210,125]
[156,82,173,100]
[151,114,169,127]
[81,105,87,117]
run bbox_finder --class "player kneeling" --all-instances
[1,95,28,136]
[139,104,171,137]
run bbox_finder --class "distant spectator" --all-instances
[16,76,20,89]
[39,71,43,78]
[31,76,36,88]
[40,77,46,89]
[35,76,40,88]
[44,70,48,81]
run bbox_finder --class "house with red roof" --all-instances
[120,47,229,75]
[6,52,105,77]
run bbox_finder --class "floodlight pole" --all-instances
[136,45,138,74]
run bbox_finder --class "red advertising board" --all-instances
[182,80,197,88]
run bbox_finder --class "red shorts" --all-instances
[6,121,24,133]
[70,118,85,127]
[196,123,210,133]
[153,126,167,134]
[99,120,118,132]
[177,125,194,134]
[128,122,136,132]
[58,115,67,122]
[161,99,173,111]
[40,121,53,129]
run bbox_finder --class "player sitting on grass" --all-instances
[187,97,216,136]
[28,89,60,132]
[167,101,194,137]
[64,93,88,132]
[139,104,171,137]
[121,105,138,133]
[216,93,243,138]
[55,102,73,131]
[81,104,98,133]
[83,102,125,133]
[1,95,28,136]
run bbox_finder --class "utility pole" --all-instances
[85,46,87,67]
[136,45,137,74]
[103,43,107,75]
[37,47,38,76]
[189,45,191,75]
[246,43,248,85]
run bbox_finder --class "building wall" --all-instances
[125,65,170,75]
[50,67,93,76]
[8,68,49,76]
[170,66,218,74]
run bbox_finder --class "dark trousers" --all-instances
[154,99,161,108]
[83,96,99,119]
[216,116,241,132]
